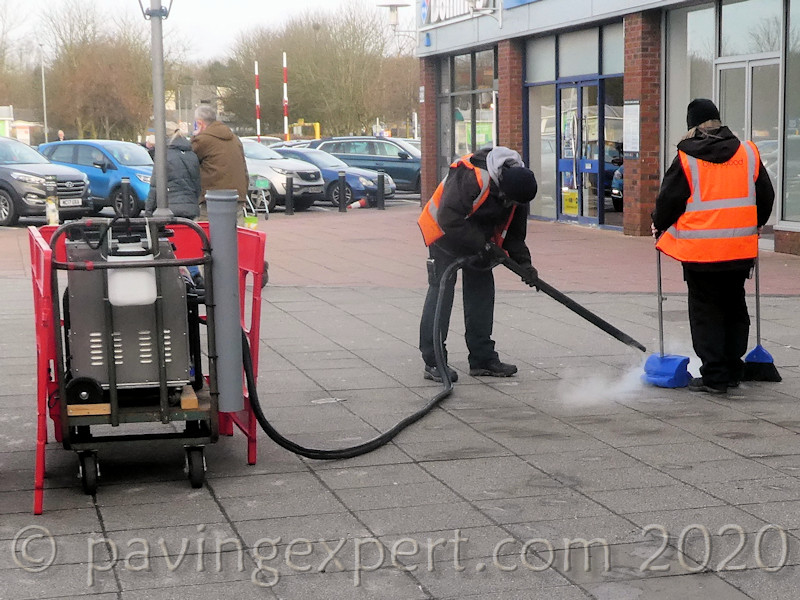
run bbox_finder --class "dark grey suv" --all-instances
[0,136,91,226]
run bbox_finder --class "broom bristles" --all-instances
[742,361,782,382]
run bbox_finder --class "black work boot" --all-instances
[469,360,517,377]
[688,377,727,394]
[424,364,458,383]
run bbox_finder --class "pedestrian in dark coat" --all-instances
[418,146,539,382]
[145,131,201,218]
[652,98,774,393]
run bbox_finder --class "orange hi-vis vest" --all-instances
[418,154,516,248]
[656,141,759,263]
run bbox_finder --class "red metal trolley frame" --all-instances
[29,221,267,514]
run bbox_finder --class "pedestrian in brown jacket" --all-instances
[191,104,249,222]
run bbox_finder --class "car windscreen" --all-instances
[391,138,422,157]
[102,142,153,166]
[242,141,283,160]
[295,150,347,169]
[0,140,49,165]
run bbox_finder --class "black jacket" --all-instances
[145,136,201,218]
[434,147,534,267]
[652,126,774,271]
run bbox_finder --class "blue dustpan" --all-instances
[643,353,692,388]
[642,251,692,388]
[745,344,773,364]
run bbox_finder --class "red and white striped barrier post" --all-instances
[282,52,289,142]
[254,61,261,143]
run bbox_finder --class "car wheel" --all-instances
[414,175,421,194]
[327,183,352,207]
[0,188,19,226]
[111,187,141,217]
[266,189,277,213]
[612,196,623,212]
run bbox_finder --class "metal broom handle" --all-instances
[657,249,665,357]
[755,255,762,345]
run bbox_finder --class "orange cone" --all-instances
[347,199,369,209]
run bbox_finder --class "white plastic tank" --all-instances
[106,242,157,306]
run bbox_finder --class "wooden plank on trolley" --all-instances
[67,403,111,416]
[180,385,199,410]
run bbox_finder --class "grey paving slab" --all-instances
[0,562,119,599]
[356,502,494,537]
[420,456,563,500]
[583,573,754,600]
[5,212,800,597]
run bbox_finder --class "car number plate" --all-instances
[59,198,82,207]
[306,186,322,193]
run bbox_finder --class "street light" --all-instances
[39,44,48,143]
[466,0,503,28]
[377,2,415,49]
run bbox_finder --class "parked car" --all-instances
[241,135,283,146]
[271,139,314,149]
[398,138,421,151]
[304,136,421,192]
[0,136,92,226]
[273,147,396,207]
[611,164,623,212]
[240,138,324,211]
[39,140,153,217]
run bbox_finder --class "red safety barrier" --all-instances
[29,222,267,514]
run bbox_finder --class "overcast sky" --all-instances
[13,0,416,62]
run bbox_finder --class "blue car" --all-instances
[274,147,396,207]
[302,136,421,192]
[39,140,153,216]
[611,164,623,212]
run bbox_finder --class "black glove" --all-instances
[520,264,539,289]
[477,242,507,266]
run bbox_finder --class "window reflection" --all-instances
[721,0,782,56]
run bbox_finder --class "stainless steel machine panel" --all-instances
[65,237,191,389]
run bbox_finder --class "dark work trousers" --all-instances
[419,243,499,369]
[684,267,751,387]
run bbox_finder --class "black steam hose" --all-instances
[239,252,645,460]
[241,257,469,460]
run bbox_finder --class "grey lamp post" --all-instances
[138,0,172,216]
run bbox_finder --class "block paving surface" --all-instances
[2,200,800,599]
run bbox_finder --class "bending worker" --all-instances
[418,146,539,382]
[652,98,774,394]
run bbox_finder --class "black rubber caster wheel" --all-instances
[79,452,98,495]
[186,447,205,489]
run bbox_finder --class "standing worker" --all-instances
[145,130,204,286]
[652,98,774,394]
[418,146,539,382]
[191,104,249,224]
[144,130,201,219]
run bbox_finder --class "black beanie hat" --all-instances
[686,98,720,129]
[500,167,538,203]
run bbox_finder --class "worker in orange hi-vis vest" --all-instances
[417,146,538,383]
[652,98,774,394]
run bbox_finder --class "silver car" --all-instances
[240,138,324,211]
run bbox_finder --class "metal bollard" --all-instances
[285,175,294,215]
[376,171,385,210]
[44,175,59,225]
[337,171,347,212]
[206,189,244,413]
[120,177,131,218]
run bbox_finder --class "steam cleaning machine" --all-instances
[29,199,646,513]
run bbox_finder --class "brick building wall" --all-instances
[497,39,525,155]
[419,56,438,205]
[623,11,662,236]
